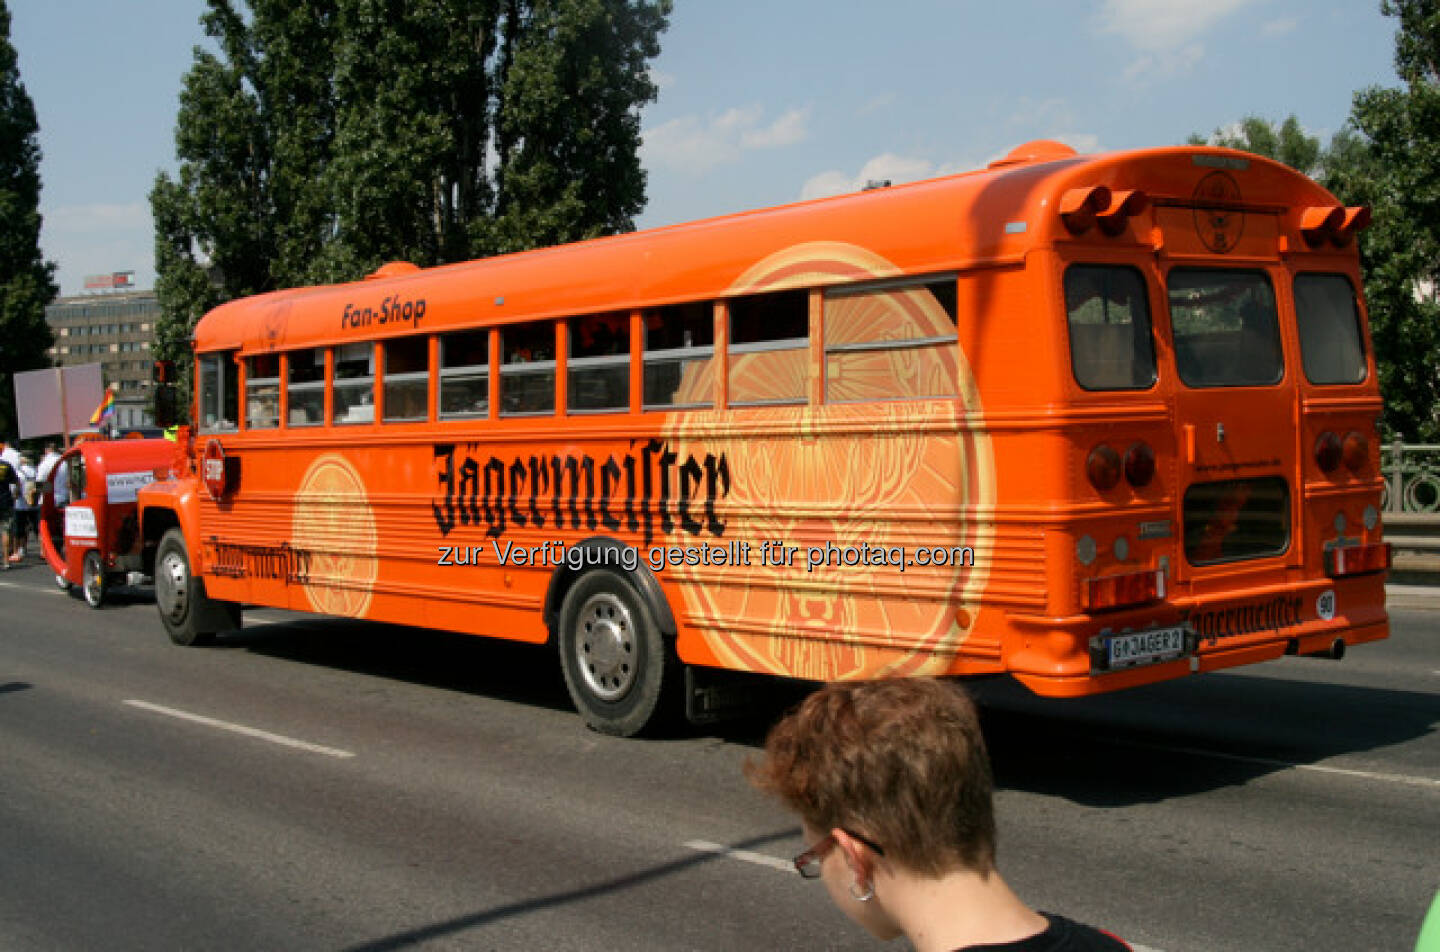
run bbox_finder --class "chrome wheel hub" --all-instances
[574,593,636,702]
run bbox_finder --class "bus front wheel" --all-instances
[155,528,238,646]
[557,569,677,737]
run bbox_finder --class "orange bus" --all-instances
[138,140,1390,735]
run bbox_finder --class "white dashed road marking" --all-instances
[124,699,355,759]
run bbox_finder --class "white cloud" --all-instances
[1098,0,1255,80]
[642,105,810,174]
[740,108,809,149]
[1121,42,1205,82]
[1098,0,1256,52]
[800,153,936,201]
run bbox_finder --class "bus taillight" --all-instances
[1087,444,1122,491]
[1315,432,1343,473]
[1084,568,1165,612]
[1124,442,1156,487]
[1325,542,1391,578]
[1342,431,1369,472]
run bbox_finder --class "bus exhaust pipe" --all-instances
[1302,638,1346,661]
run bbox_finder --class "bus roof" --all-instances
[193,142,1344,357]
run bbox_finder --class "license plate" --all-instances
[1103,626,1188,669]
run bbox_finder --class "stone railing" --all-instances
[1382,442,1440,512]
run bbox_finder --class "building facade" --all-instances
[45,290,160,430]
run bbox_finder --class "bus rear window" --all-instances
[1064,266,1156,391]
[1294,274,1367,384]
[1169,269,1282,387]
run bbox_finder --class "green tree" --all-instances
[153,0,671,380]
[0,0,57,438]
[1186,114,1323,175]
[1327,0,1440,440]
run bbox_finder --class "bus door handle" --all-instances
[1183,424,1196,463]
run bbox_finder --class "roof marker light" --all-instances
[1097,189,1149,236]
[1059,186,1112,236]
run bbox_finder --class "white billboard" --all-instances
[13,363,106,439]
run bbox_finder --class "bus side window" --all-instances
[1065,265,1157,391]
[569,313,630,413]
[288,348,325,426]
[728,288,808,406]
[332,343,375,424]
[643,301,714,410]
[385,336,431,421]
[246,353,280,429]
[500,322,556,416]
[198,351,239,432]
[825,277,959,402]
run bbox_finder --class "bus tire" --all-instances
[82,550,107,609]
[557,568,677,737]
[154,528,239,646]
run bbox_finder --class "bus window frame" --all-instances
[727,287,810,408]
[197,350,240,434]
[286,346,326,427]
[1063,263,1159,393]
[642,300,716,412]
[499,320,558,418]
[1292,272,1369,386]
[1167,266,1284,390]
[822,273,960,404]
[438,328,490,421]
[244,352,281,431]
[568,312,632,415]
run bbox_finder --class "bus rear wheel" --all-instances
[155,528,237,646]
[557,569,676,737]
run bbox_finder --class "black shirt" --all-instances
[0,460,17,508]
[959,913,1131,951]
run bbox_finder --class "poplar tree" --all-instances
[1329,0,1440,441]
[0,0,57,437]
[152,0,670,375]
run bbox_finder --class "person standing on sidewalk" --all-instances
[747,678,1132,951]
[11,452,38,562]
[0,443,19,569]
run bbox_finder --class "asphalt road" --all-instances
[1,560,1436,952]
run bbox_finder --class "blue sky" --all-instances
[10,0,1401,296]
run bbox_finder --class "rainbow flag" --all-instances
[89,388,116,425]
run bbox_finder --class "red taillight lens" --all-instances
[1087,444,1122,491]
[1315,432,1342,473]
[1124,442,1156,487]
[1342,431,1368,472]
[1325,542,1391,577]
[1084,568,1165,612]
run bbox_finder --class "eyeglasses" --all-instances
[793,829,885,879]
